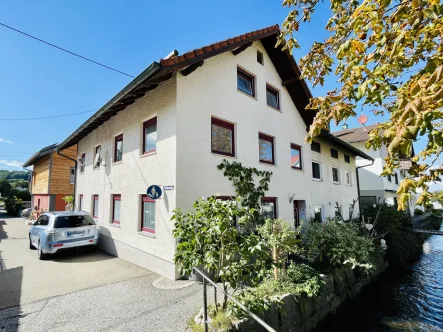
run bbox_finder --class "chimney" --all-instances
[342,123,348,130]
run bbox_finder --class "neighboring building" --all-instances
[56,25,372,280]
[22,144,77,216]
[332,124,415,216]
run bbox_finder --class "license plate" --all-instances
[67,230,85,237]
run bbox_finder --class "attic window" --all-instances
[257,51,263,65]
[237,68,255,97]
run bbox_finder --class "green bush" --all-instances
[364,203,413,232]
[414,208,424,215]
[302,220,375,270]
[384,229,423,267]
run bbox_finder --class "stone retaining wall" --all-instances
[234,258,388,332]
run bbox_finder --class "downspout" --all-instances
[56,150,77,211]
[356,159,375,219]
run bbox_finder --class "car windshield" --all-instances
[54,215,96,228]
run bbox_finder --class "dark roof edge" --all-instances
[56,62,162,151]
[22,145,58,167]
[319,131,374,161]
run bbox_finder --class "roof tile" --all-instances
[331,124,378,143]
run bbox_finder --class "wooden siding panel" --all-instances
[49,145,77,195]
[32,155,50,194]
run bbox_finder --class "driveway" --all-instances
[0,213,204,331]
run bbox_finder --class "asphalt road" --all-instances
[0,213,203,331]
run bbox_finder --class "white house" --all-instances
[332,124,415,216]
[57,25,373,280]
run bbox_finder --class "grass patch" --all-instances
[187,306,233,332]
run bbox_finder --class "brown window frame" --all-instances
[94,145,101,169]
[237,68,255,97]
[80,153,86,173]
[92,194,99,218]
[259,133,275,165]
[266,84,280,110]
[290,143,302,170]
[112,194,121,225]
[142,117,157,155]
[211,117,235,157]
[114,134,123,163]
[141,195,156,234]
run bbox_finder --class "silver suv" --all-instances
[29,211,99,260]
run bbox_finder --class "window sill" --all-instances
[259,161,277,167]
[312,178,322,182]
[138,231,155,238]
[211,152,237,159]
[109,223,121,228]
[93,167,100,171]
[237,89,257,100]
[346,184,352,187]
[291,167,303,171]
[140,151,157,158]
[112,161,123,166]
[267,105,282,112]
[333,181,341,185]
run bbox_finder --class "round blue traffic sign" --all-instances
[147,185,162,200]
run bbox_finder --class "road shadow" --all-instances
[52,247,115,263]
[0,213,24,331]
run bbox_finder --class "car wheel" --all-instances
[29,236,35,250]
[38,241,48,260]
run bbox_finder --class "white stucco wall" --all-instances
[176,40,360,223]
[75,77,178,279]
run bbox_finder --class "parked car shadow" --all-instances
[51,247,115,263]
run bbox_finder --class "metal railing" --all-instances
[193,267,276,332]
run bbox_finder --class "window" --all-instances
[114,134,123,162]
[80,153,85,173]
[79,194,83,210]
[141,196,155,233]
[257,50,263,65]
[211,117,235,157]
[143,117,157,154]
[394,173,398,185]
[69,167,75,184]
[331,148,338,159]
[237,68,255,97]
[344,154,350,164]
[261,197,277,220]
[335,206,342,218]
[349,204,354,219]
[266,85,280,109]
[112,195,121,224]
[94,145,101,169]
[54,215,95,228]
[332,167,340,183]
[345,170,352,186]
[311,141,321,153]
[312,161,321,180]
[290,144,302,170]
[387,174,392,182]
[37,215,49,226]
[259,133,275,164]
[314,206,323,222]
[92,195,99,218]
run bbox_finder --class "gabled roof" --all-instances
[319,131,373,160]
[23,143,58,167]
[331,124,378,144]
[57,24,315,151]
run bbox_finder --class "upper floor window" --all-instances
[80,153,85,173]
[331,148,338,159]
[332,166,340,184]
[394,173,398,185]
[94,145,101,169]
[261,197,277,220]
[237,68,255,97]
[257,50,264,65]
[211,117,235,157]
[344,154,350,163]
[266,85,280,110]
[387,174,392,182]
[114,134,123,162]
[290,144,302,170]
[345,170,352,186]
[69,167,75,184]
[259,133,275,165]
[143,117,157,154]
[311,141,321,153]
[112,194,121,225]
[312,161,321,180]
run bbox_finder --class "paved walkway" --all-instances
[0,212,204,331]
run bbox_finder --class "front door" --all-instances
[293,201,300,228]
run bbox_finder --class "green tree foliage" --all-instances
[279,0,443,209]
[172,196,268,309]
[0,170,28,181]
[0,179,12,198]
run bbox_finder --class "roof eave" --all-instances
[319,131,374,161]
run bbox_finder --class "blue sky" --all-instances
[0,1,426,172]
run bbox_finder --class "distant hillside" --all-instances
[0,170,29,181]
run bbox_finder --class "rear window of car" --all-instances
[54,215,96,228]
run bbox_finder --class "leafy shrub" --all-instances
[302,220,375,270]
[229,262,324,318]
[414,208,424,215]
[384,229,423,267]
[364,203,413,232]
